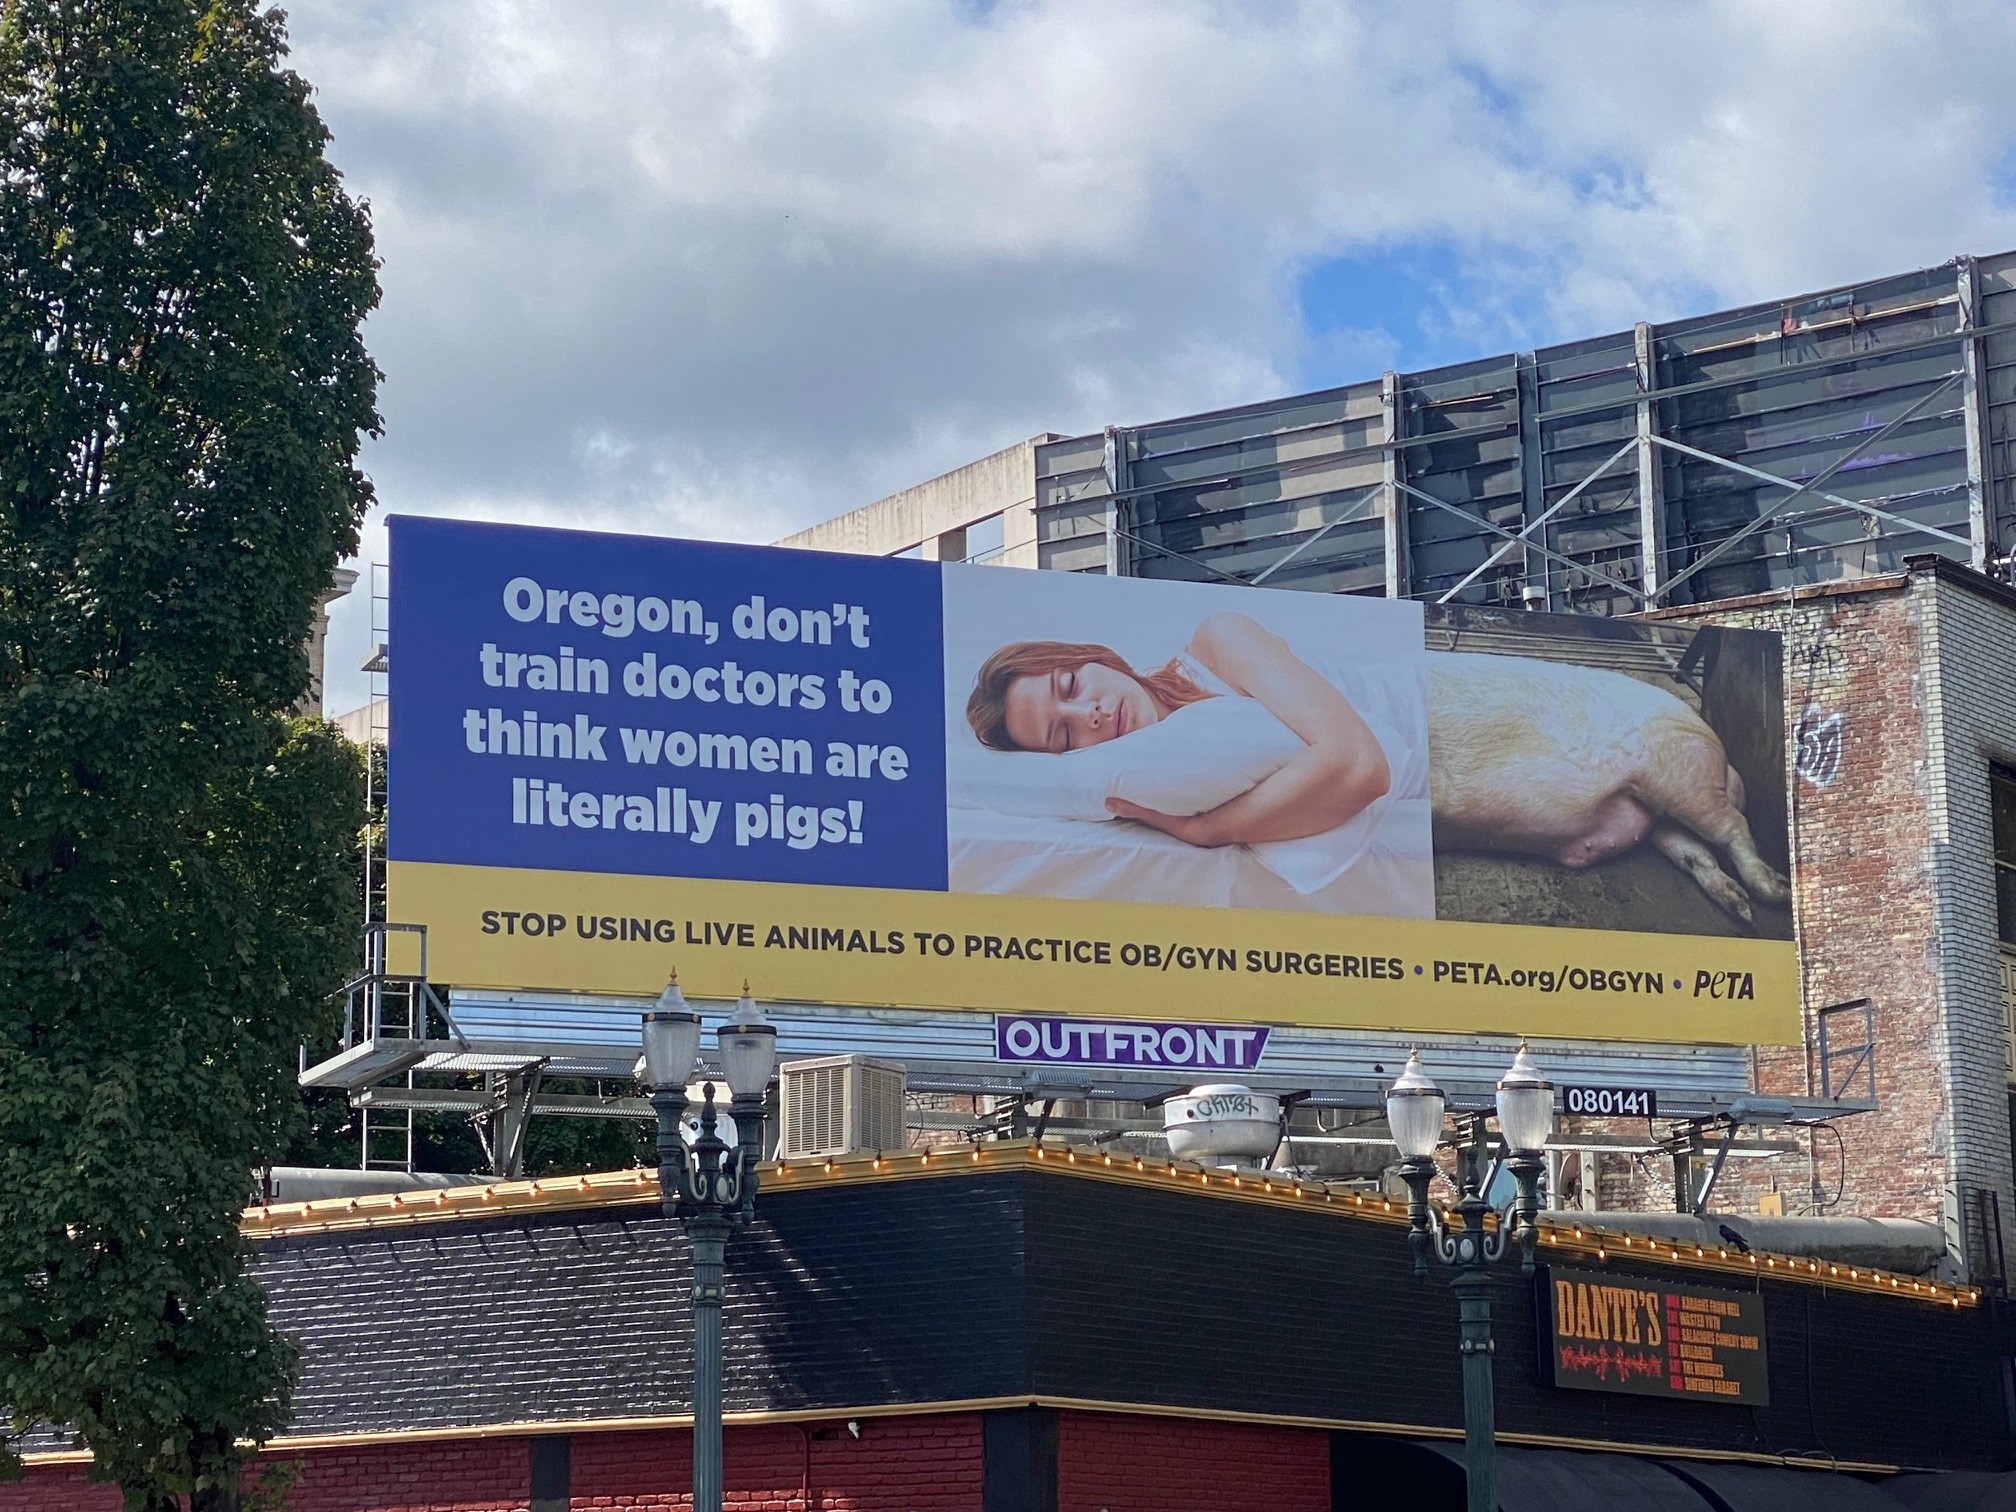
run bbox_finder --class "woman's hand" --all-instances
[1105,796,1230,847]
[1178,610,1391,845]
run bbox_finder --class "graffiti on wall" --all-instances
[1795,706,1843,791]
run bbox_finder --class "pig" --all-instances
[1425,652,1790,925]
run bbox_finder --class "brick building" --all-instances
[4,1152,2006,1510]
[1638,558,2016,1271]
[233,249,2016,1506]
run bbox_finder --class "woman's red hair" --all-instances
[964,640,1211,752]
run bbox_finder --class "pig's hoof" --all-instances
[1704,876,1754,925]
[1749,866,1790,905]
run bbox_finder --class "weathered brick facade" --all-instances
[1629,558,2016,1277]
[0,1417,988,1512]
[1055,1414,1329,1512]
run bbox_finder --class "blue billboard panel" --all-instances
[388,516,948,890]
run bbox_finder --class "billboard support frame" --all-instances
[1394,476,1648,604]
[380,515,1801,1049]
[1643,371,1969,604]
[1252,484,1382,587]
[1435,438,1638,606]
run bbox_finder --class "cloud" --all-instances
[289,0,2016,713]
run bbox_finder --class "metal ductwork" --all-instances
[1546,1211,1949,1277]
[257,1167,486,1205]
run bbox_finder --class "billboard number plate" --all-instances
[1562,1085,1657,1117]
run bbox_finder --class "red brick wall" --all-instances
[277,1437,533,1511]
[0,1411,1339,1512]
[1055,1412,1328,1512]
[6,1416,983,1512]
[0,1463,120,1511]
[1644,586,1955,1227]
[572,1416,983,1510]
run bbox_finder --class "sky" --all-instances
[292,0,2016,715]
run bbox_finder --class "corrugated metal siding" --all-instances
[447,990,1751,1107]
[1034,252,2014,603]
[1976,251,2016,549]
[1653,265,1970,603]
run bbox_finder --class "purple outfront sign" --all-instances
[995,1015,1270,1072]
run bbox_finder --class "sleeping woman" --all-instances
[963,612,1791,926]
[964,610,1413,847]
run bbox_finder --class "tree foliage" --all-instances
[0,1,378,1504]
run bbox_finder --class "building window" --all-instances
[1994,766,2016,1084]
[1996,765,2016,948]
[964,511,1007,565]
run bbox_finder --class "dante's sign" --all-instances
[1540,1265,1768,1405]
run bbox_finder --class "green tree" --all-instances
[520,1081,654,1176]
[0,1,378,1505]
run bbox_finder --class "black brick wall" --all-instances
[1021,1175,2011,1471]
[233,1168,2011,1471]
[257,1174,1030,1436]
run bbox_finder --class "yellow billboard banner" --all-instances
[388,518,1802,1049]
[391,860,1799,1044]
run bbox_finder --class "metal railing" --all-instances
[339,922,453,1048]
[335,923,467,1173]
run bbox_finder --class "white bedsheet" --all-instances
[947,798,1436,918]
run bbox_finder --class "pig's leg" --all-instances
[1716,763,1790,904]
[1555,794,1653,869]
[1636,735,1791,907]
[1650,823,1755,925]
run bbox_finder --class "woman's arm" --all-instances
[1107,611,1390,846]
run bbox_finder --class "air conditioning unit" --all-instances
[778,1055,906,1158]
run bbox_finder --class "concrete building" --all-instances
[304,567,357,718]
[779,433,1058,567]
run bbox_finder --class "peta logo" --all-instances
[1693,970,1755,1000]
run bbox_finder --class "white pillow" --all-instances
[950,696,1303,821]
[948,694,1409,898]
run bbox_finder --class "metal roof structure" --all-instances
[1035,253,2016,605]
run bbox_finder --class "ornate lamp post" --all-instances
[641,975,778,1512]
[1386,1044,1555,1512]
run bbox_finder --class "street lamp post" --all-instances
[642,975,778,1512]
[1386,1045,1555,1512]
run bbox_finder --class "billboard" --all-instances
[387,516,1797,1043]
